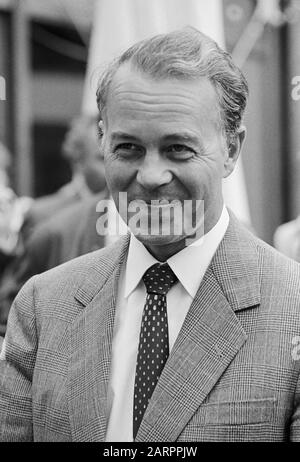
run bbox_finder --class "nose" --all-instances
[136,151,172,190]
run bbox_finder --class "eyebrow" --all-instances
[110,132,141,142]
[110,131,199,145]
[162,133,199,145]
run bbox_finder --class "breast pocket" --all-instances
[194,397,276,426]
[178,398,278,442]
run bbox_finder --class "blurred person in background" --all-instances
[0,116,109,335]
[0,141,10,188]
[21,114,106,241]
[0,141,32,279]
[274,217,300,262]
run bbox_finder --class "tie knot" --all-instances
[143,263,178,295]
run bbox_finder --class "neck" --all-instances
[145,239,187,262]
[143,205,224,262]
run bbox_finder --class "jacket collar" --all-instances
[69,234,130,442]
[75,211,260,312]
[74,233,130,307]
[210,210,261,312]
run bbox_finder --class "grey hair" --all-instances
[96,27,249,145]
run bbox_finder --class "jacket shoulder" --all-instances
[15,235,128,325]
[253,231,300,278]
[34,235,127,289]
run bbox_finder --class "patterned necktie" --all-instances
[133,263,178,440]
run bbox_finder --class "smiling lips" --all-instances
[132,199,182,207]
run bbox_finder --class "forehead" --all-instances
[104,64,220,130]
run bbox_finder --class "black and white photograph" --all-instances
[1,0,300,445]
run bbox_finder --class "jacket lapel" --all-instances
[68,234,130,442]
[136,214,261,442]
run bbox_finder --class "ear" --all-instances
[98,120,107,145]
[97,120,107,160]
[223,126,246,179]
[98,120,104,138]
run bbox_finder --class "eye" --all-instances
[114,143,144,158]
[116,143,137,150]
[168,144,188,153]
[166,144,195,159]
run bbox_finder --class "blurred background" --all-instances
[1,0,300,244]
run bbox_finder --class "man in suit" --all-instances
[0,115,108,335]
[0,141,32,280]
[21,114,105,242]
[1,27,300,442]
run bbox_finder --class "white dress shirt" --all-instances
[105,206,229,442]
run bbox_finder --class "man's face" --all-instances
[102,64,236,246]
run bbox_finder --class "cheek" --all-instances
[181,161,223,198]
[104,157,134,194]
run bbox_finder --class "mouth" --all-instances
[132,199,182,207]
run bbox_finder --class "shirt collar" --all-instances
[124,206,229,299]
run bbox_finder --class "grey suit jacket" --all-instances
[1,214,300,442]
